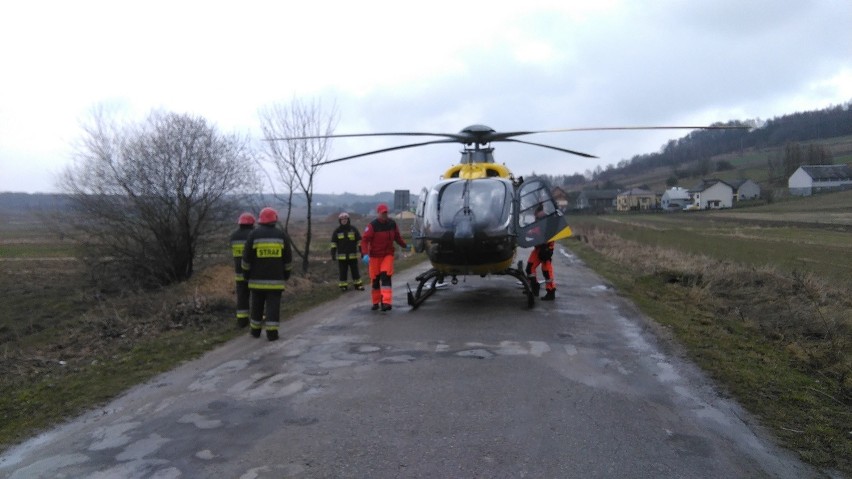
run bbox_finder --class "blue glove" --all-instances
[362,254,370,264]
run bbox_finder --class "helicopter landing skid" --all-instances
[507,260,537,309]
[406,261,536,310]
[406,269,444,310]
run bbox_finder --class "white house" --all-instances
[687,179,733,209]
[729,179,761,201]
[788,165,852,196]
[661,187,691,210]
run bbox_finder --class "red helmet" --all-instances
[376,203,389,214]
[258,207,278,224]
[238,212,255,226]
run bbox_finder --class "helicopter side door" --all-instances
[412,187,429,253]
[516,179,573,248]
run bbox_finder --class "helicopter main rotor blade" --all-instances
[267,124,749,145]
[266,132,468,142]
[539,125,751,133]
[318,139,460,165]
[503,139,598,159]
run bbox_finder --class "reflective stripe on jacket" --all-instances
[229,226,253,281]
[241,224,293,290]
[330,224,361,260]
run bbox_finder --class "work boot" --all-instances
[529,277,540,296]
[340,285,348,291]
[381,304,392,311]
[250,328,262,338]
[237,317,249,328]
[371,304,380,311]
[355,284,365,291]
[266,330,279,341]
[541,290,556,301]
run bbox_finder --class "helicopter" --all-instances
[271,123,746,309]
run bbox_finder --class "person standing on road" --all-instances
[361,203,408,311]
[330,212,364,291]
[229,212,255,328]
[525,205,557,301]
[241,207,293,340]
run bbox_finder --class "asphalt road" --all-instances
[0,248,822,478]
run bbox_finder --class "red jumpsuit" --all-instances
[361,217,407,308]
[526,241,555,292]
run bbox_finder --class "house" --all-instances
[788,164,852,196]
[729,179,761,201]
[575,189,618,212]
[661,187,691,210]
[687,179,733,209]
[616,188,657,212]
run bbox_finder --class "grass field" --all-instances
[0,212,419,452]
[573,191,852,290]
[2,198,850,474]
[563,189,851,474]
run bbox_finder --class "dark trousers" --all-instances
[235,280,250,321]
[249,289,282,331]
[338,259,361,282]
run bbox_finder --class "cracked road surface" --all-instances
[0,248,821,478]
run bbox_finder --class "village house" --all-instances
[616,188,657,212]
[729,179,761,202]
[575,189,618,213]
[687,179,734,209]
[788,164,852,196]
[661,187,691,210]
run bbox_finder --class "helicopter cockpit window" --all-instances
[435,180,511,229]
[519,183,556,228]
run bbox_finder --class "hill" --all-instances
[546,102,852,195]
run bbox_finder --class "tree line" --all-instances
[59,100,850,288]
[539,101,852,189]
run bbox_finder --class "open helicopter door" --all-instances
[412,187,428,253]
[516,179,573,248]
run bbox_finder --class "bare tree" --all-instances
[60,108,258,286]
[258,98,338,274]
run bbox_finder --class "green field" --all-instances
[569,200,852,291]
[562,189,851,474]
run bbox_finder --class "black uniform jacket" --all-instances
[241,224,293,290]
[330,223,361,260]
[229,226,253,281]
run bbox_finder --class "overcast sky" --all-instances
[1,0,850,195]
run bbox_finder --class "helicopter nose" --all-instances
[453,216,475,250]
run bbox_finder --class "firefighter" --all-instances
[241,207,293,340]
[229,212,255,328]
[361,203,408,311]
[330,212,364,291]
[525,205,557,301]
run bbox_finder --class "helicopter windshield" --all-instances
[429,179,512,231]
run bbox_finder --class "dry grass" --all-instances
[0,214,419,452]
[567,227,851,473]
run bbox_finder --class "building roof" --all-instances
[663,187,691,199]
[617,188,655,197]
[689,178,733,193]
[728,179,749,189]
[799,165,852,181]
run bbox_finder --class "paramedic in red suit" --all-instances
[361,203,408,311]
[525,205,557,301]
